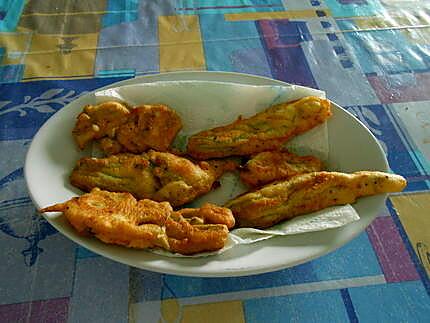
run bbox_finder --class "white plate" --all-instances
[24,71,388,277]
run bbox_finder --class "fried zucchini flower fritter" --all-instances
[72,101,182,154]
[40,188,235,255]
[187,96,332,159]
[70,150,239,207]
[226,171,407,228]
[240,150,324,187]
[73,101,131,150]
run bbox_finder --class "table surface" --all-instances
[1,1,429,322]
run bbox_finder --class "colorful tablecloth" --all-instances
[1,1,429,322]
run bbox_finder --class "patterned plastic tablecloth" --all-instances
[1,1,429,322]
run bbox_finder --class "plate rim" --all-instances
[24,71,389,277]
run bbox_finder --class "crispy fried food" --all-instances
[149,151,239,206]
[98,137,124,155]
[187,96,332,159]
[40,188,234,255]
[177,203,236,229]
[116,104,182,153]
[226,171,407,228]
[70,150,240,207]
[240,151,324,187]
[72,102,182,154]
[70,153,160,200]
[72,101,131,150]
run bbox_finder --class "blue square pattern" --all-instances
[275,20,313,41]
[256,20,318,88]
[102,0,139,28]
[0,64,24,84]
[76,246,100,259]
[129,269,164,303]
[340,28,429,75]
[316,10,326,17]
[199,14,271,77]
[340,59,353,68]
[0,0,26,32]
[244,289,349,323]
[95,0,177,75]
[320,21,332,29]
[324,0,385,18]
[333,45,345,55]
[96,18,159,74]
[349,281,430,322]
[68,257,129,323]
[130,232,382,301]
[176,0,285,15]
[344,105,430,191]
[327,33,339,41]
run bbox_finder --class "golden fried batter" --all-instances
[70,153,159,200]
[240,151,324,187]
[177,203,235,229]
[70,151,239,207]
[72,102,182,154]
[187,96,332,159]
[98,137,124,155]
[149,151,239,206]
[72,101,131,149]
[40,188,234,255]
[226,171,407,228]
[116,104,182,153]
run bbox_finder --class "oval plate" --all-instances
[24,71,388,277]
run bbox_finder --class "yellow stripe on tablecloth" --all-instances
[354,17,401,29]
[22,33,97,80]
[20,11,130,17]
[160,299,181,323]
[0,33,30,52]
[225,10,331,21]
[352,8,430,30]
[354,17,430,30]
[390,192,430,278]
[161,299,245,323]
[158,15,205,72]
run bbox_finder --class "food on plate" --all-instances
[226,171,407,228]
[187,96,332,159]
[240,150,324,187]
[70,150,239,207]
[40,188,234,255]
[72,102,182,154]
[98,137,124,155]
[46,91,400,257]
[115,104,182,154]
[73,101,131,150]
[177,203,236,230]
